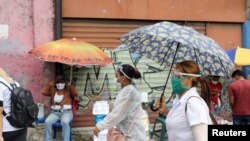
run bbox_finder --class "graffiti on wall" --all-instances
[62,46,173,108]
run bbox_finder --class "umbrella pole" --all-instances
[160,42,180,102]
[218,57,230,78]
[70,66,73,84]
[150,42,180,111]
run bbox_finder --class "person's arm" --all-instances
[228,87,235,109]
[67,83,79,97]
[0,86,4,141]
[186,98,209,141]
[191,123,208,141]
[42,82,54,96]
[0,105,3,141]
[186,98,211,125]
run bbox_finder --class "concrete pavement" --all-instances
[27,123,165,141]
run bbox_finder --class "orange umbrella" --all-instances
[29,38,112,82]
[29,38,112,66]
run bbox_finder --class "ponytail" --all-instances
[198,78,211,107]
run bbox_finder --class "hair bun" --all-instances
[133,69,141,79]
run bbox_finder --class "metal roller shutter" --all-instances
[62,19,206,127]
[63,19,206,49]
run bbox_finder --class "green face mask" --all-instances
[171,76,189,96]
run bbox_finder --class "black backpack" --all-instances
[0,81,39,128]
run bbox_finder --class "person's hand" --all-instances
[155,96,166,109]
[155,98,161,109]
[75,96,81,102]
[93,126,100,137]
[158,96,168,116]
[161,96,166,105]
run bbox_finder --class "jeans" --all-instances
[44,110,73,141]
[3,128,27,141]
[233,115,250,125]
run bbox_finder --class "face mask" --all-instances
[211,80,218,84]
[114,78,121,88]
[56,83,65,90]
[171,76,189,96]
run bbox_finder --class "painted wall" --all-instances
[63,0,246,22]
[207,23,242,50]
[0,0,54,102]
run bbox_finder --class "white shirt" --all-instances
[54,92,64,103]
[0,77,22,132]
[51,92,71,110]
[166,87,211,141]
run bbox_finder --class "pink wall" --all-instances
[0,0,55,102]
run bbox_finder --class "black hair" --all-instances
[199,78,211,107]
[55,74,68,83]
[231,69,244,78]
[118,64,141,80]
[212,76,220,79]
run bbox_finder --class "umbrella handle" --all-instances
[150,92,174,112]
[150,99,160,112]
[149,94,164,112]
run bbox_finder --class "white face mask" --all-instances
[211,80,218,84]
[56,83,66,90]
[114,78,121,88]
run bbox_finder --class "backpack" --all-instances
[0,81,39,128]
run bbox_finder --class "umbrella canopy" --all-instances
[29,38,112,82]
[226,47,250,66]
[29,38,112,66]
[121,21,234,77]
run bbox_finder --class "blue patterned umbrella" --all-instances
[121,21,234,77]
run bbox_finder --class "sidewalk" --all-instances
[27,123,164,141]
[27,124,93,141]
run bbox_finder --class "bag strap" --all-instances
[0,81,12,91]
[185,96,218,125]
[209,111,218,125]
[0,80,17,117]
[0,81,12,117]
[0,79,17,90]
[127,106,140,135]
